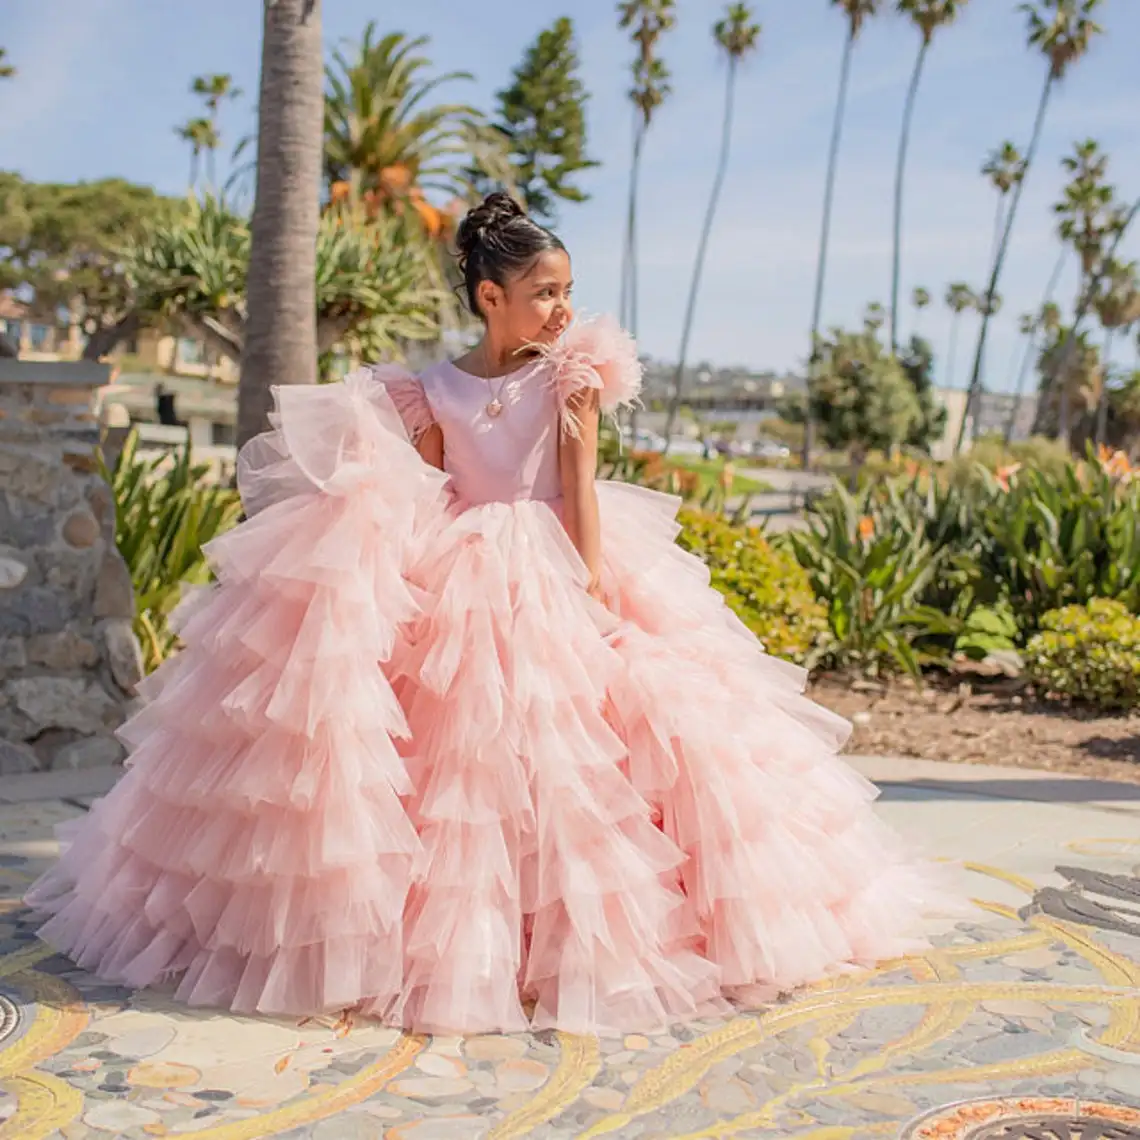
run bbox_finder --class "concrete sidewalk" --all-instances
[1,756,1139,1139]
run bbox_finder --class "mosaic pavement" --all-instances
[1,758,1140,1139]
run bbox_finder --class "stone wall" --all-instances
[0,361,142,774]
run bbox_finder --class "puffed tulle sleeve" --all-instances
[538,314,643,438]
[372,366,436,446]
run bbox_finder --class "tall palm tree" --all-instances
[956,0,1104,451]
[803,0,882,469]
[0,49,14,79]
[1093,259,1140,445]
[889,0,969,354]
[617,1,676,340]
[175,117,218,190]
[192,73,242,189]
[324,27,509,215]
[238,0,324,448]
[912,285,931,334]
[1005,270,1064,443]
[662,4,760,448]
[944,282,974,387]
[982,142,1026,267]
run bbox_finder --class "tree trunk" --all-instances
[662,59,738,452]
[237,0,324,449]
[956,74,1055,452]
[82,313,142,361]
[1014,246,1067,442]
[1096,327,1114,447]
[626,126,645,341]
[946,315,959,389]
[803,28,856,472]
[621,112,644,441]
[889,40,928,356]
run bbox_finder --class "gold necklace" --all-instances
[477,348,512,419]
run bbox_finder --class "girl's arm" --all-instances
[417,423,444,471]
[558,388,603,599]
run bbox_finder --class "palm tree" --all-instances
[912,285,931,334]
[192,73,242,189]
[889,0,969,354]
[944,282,974,387]
[662,4,760,448]
[803,0,882,468]
[982,142,1026,267]
[617,1,676,340]
[1093,259,1140,445]
[238,0,325,448]
[324,27,508,218]
[175,117,218,190]
[1006,295,1062,442]
[956,0,1104,451]
[0,49,14,79]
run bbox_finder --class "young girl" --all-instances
[27,192,952,1036]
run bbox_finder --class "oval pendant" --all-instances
[486,400,504,418]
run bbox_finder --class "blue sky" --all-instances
[2,0,1139,389]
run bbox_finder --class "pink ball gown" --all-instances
[25,316,951,1035]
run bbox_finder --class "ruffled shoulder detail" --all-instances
[236,368,443,516]
[372,366,436,445]
[537,315,643,438]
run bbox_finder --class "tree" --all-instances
[175,117,217,191]
[804,0,882,469]
[662,3,760,448]
[943,281,975,387]
[192,73,242,189]
[889,0,969,354]
[981,142,1026,266]
[1006,249,1067,442]
[0,49,14,79]
[957,0,1104,451]
[617,0,676,341]
[324,26,509,220]
[239,0,324,448]
[121,196,443,375]
[911,285,931,334]
[808,310,922,478]
[900,335,948,450]
[1093,258,1140,445]
[489,18,598,223]
[0,173,179,359]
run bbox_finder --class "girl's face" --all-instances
[477,249,574,353]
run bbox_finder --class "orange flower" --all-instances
[995,462,1022,492]
[857,515,875,541]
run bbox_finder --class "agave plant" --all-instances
[100,431,242,672]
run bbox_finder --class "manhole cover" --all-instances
[901,1098,1140,1140]
[0,995,20,1045]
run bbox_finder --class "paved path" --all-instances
[2,757,1140,1139]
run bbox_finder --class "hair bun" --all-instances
[457,192,526,259]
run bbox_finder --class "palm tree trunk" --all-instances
[238,0,324,449]
[189,150,199,192]
[946,314,959,388]
[1014,246,1067,441]
[662,60,738,452]
[622,113,644,441]
[956,74,1055,452]
[1096,327,1114,446]
[803,27,856,471]
[889,40,929,356]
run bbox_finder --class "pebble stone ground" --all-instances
[1,755,1139,1140]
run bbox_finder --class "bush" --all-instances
[1025,599,1140,710]
[677,509,828,665]
[103,431,242,672]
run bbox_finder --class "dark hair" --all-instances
[456,192,566,317]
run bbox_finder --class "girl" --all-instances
[26,193,953,1036]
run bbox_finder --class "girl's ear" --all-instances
[477,278,503,315]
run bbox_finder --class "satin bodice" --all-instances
[418,360,562,505]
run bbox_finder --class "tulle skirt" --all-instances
[25,376,955,1035]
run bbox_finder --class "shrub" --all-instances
[677,509,827,665]
[102,431,242,672]
[1025,599,1140,710]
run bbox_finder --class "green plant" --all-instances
[1025,598,1140,709]
[785,481,954,676]
[676,509,827,665]
[101,431,242,672]
[955,603,1019,661]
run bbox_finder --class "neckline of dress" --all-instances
[444,354,542,382]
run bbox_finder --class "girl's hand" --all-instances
[587,574,604,602]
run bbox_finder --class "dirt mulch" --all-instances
[808,673,1140,785]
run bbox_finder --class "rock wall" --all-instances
[0,361,142,773]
